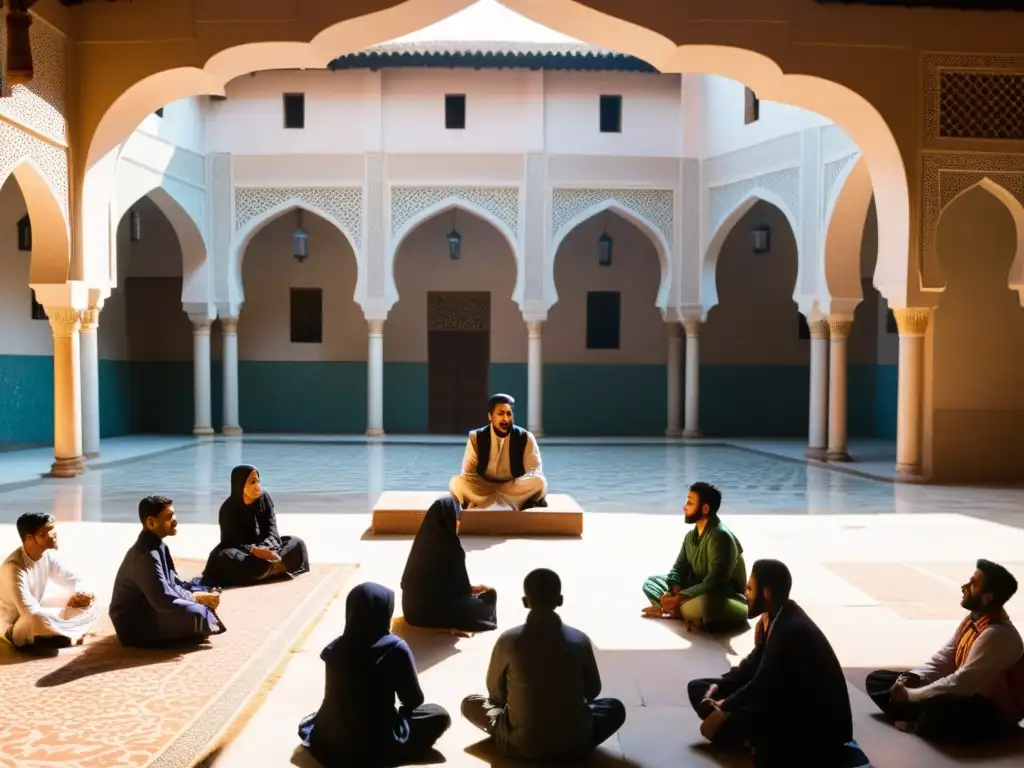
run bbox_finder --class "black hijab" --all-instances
[400,496,471,599]
[217,463,281,550]
[322,582,396,661]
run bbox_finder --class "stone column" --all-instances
[221,316,242,435]
[527,320,543,435]
[79,303,102,459]
[190,315,214,436]
[366,319,385,436]
[894,308,931,478]
[665,322,683,437]
[826,316,853,461]
[806,317,830,460]
[48,308,86,477]
[683,317,701,438]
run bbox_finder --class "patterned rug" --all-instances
[0,559,356,768]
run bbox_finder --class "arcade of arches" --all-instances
[3,0,1024,484]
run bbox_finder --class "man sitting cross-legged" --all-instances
[109,495,226,648]
[687,559,867,767]
[641,481,748,632]
[866,559,1024,745]
[0,512,100,652]
[461,568,626,762]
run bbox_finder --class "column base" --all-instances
[665,428,682,438]
[896,463,926,482]
[84,451,101,460]
[805,446,827,461]
[366,427,385,437]
[682,429,701,439]
[193,426,215,437]
[49,456,86,478]
[826,449,852,462]
[222,425,243,437]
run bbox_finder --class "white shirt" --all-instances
[907,620,1024,702]
[460,425,543,482]
[0,546,94,644]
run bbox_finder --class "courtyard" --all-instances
[1,437,1022,767]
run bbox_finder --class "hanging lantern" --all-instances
[129,209,141,242]
[751,224,771,255]
[4,5,34,89]
[17,215,31,252]
[446,211,461,260]
[292,209,309,263]
[597,232,613,267]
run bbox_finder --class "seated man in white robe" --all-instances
[0,512,100,652]
[449,393,548,511]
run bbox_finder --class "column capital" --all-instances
[368,319,384,336]
[682,317,701,338]
[827,316,853,339]
[894,307,931,338]
[190,314,213,333]
[527,320,543,338]
[46,307,82,339]
[80,306,101,332]
[808,318,830,339]
[220,316,239,335]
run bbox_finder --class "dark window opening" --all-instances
[290,288,322,344]
[586,291,621,350]
[31,293,46,321]
[445,94,466,129]
[744,87,760,124]
[154,107,164,118]
[599,94,622,133]
[17,214,31,252]
[283,93,305,129]
[798,313,810,340]
[886,309,898,334]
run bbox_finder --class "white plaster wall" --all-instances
[136,97,207,156]
[238,212,364,361]
[0,177,53,355]
[700,75,830,159]
[544,71,683,157]
[207,70,382,155]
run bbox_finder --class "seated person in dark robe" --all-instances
[202,464,309,588]
[109,495,226,648]
[642,482,748,632]
[298,582,451,767]
[462,568,626,762]
[866,559,1024,745]
[688,559,868,767]
[400,496,497,633]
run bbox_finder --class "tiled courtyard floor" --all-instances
[1,438,1023,767]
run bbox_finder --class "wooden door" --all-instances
[427,292,491,434]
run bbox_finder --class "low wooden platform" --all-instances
[371,491,584,537]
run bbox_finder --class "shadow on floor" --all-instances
[464,738,639,768]
[33,635,211,687]
[390,617,465,673]
[289,744,447,767]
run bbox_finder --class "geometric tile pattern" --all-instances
[939,71,1024,141]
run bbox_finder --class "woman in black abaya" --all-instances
[202,464,309,587]
[400,496,497,632]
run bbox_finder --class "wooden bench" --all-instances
[371,491,584,537]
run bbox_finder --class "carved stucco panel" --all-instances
[707,167,800,240]
[551,187,674,248]
[234,186,363,250]
[0,14,68,145]
[824,152,859,208]
[524,155,546,301]
[390,186,520,239]
[0,121,69,222]
[923,53,1024,147]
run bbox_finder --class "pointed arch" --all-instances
[551,200,671,310]
[939,178,1024,306]
[386,197,523,312]
[702,189,800,314]
[822,155,872,316]
[1,158,71,285]
[229,199,362,306]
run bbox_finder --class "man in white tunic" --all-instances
[449,393,548,511]
[0,512,100,651]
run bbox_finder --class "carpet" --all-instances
[0,559,356,768]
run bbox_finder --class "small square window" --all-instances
[586,291,621,350]
[445,94,466,130]
[17,214,31,252]
[599,94,622,133]
[283,93,305,129]
[290,288,322,344]
[886,309,898,335]
[798,313,810,340]
[744,87,760,124]
[154,107,164,118]
[31,293,46,321]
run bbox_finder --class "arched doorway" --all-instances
[548,209,664,435]
[388,206,521,434]
[238,206,364,432]
[928,184,1024,482]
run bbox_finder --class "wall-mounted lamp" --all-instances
[292,209,309,263]
[447,211,462,260]
[129,209,141,242]
[17,214,31,252]
[597,212,613,267]
[751,224,771,255]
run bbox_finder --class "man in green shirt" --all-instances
[641,482,748,632]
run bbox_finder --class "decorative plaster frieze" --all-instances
[707,167,799,240]
[390,186,520,239]
[824,153,859,208]
[551,187,674,248]
[0,15,67,145]
[0,121,69,222]
[234,186,363,249]
[923,53,1024,147]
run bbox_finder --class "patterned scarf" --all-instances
[954,608,1010,669]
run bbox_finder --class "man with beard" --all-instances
[641,481,748,632]
[866,559,1024,744]
[109,495,226,647]
[449,393,548,511]
[687,559,866,767]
